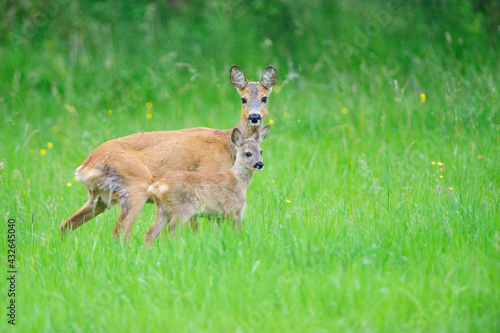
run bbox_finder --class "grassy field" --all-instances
[1,1,499,332]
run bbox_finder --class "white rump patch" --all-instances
[158,185,169,195]
[76,167,102,185]
[148,183,169,196]
[147,185,155,195]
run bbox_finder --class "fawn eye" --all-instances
[261,96,267,103]
[260,150,263,155]
[245,152,252,157]
[241,98,247,104]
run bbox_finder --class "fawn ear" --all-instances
[260,65,277,89]
[231,127,244,147]
[230,65,248,90]
[253,124,270,144]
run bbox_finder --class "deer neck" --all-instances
[230,161,254,191]
[236,116,261,139]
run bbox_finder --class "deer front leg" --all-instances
[189,216,200,231]
[234,213,242,231]
[224,208,242,232]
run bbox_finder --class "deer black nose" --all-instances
[248,114,262,123]
[254,162,264,170]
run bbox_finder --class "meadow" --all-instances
[1,0,499,331]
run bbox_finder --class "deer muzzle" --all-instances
[254,162,264,170]
[248,113,261,126]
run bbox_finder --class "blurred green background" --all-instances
[1,0,498,105]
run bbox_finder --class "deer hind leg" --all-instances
[106,159,153,241]
[112,185,150,243]
[166,208,195,236]
[60,190,107,237]
[143,201,171,246]
[166,216,180,236]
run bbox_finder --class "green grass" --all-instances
[1,1,500,332]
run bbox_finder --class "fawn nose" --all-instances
[254,162,264,170]
[248,114,262,125]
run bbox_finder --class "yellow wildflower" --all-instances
[431,161,436,165]
[341,108,348,114]
[69,106,76,113]
[61,197,64,200]
[286,200,291,204]
[439,175,443,179]
[268,119,274,125]
[108,110,113,115]
[47,142,54,149]
[437,162,443,166]
[146,102,153,109]
[272,180,275,183]
[40,149,47,155]
[72,177,76,182]
[440,167,443,171]
[449,187,453,190]
[146,113,153,120]
[420,93,426,103]
[67,183,72,187]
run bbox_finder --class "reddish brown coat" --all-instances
[60,65,277,242]
[143,126,270,245]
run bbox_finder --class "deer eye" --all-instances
[245,152,252,157]
[241,98,247,104]
[261,96,268,103]
[260,150,263,155]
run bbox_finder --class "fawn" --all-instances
[60,65,277,242]
[143,125,270,245]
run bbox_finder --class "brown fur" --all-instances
[143,126,269,245]
[60,65,277,242]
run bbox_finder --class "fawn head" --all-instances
[231,124,270,171]
[230,65,277,127]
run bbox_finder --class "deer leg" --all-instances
[224,208,242,232]
[189,216,200,231]
[234,214,242,232]
[214,215,223,228]
[143,201,171,246]
[166,210,193,237]
[60,190,107,237]
[112,187,149,243]
[166,216,180,237]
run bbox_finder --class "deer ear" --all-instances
[253,124,270,144]
[231,127,244,147]
[260,65,277,89]
[230,65,248,90]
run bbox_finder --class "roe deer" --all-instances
[143,125,270,245]
[60,65,277,242]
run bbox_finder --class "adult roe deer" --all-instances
[143,125,270,245]
[60,65,277,242]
